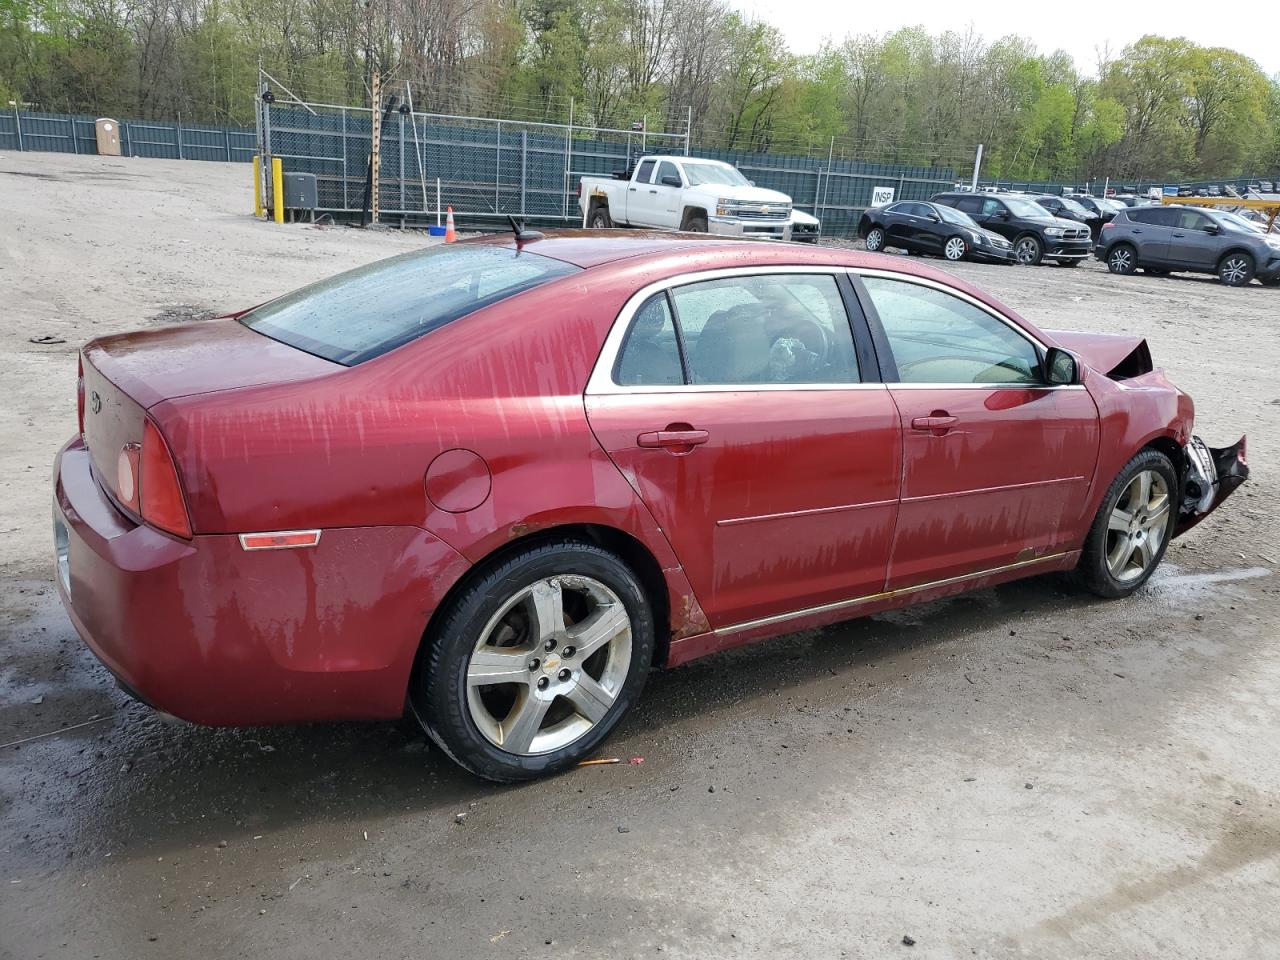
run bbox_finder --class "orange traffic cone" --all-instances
[444,206,457,243]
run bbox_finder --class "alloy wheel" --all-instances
[1105,470,1171,583]
[1220,256,1250,285]
[1015,238,1039,264]
[865,228,883,251]
[944,237,967,260]
[1109,248,1133,273]
[465,575,633,755]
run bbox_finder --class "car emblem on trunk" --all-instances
[90,391,101,414]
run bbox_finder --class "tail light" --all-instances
[1101,222,1113,231]
[138,418,192,539]
[76,355,86,437]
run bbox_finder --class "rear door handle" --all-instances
[911,415,958,436]
[649,189,658,194]
[637,429,710,449]
[1172,232,1185,237]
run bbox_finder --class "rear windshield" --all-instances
[240,245,579,365]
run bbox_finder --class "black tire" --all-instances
[411,540,655,782]
[588,205,613,229]
[1074,448,1177,599]
[683,213,708,233]
[1217,251,1255,286]
[1107,243,1138,275]
[1014,234,1043,265]
[864,226,886,252]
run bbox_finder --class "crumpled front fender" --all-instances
[1174,436,1249,538]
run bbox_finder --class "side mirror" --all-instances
[927,212,941,222]
[995,209,1010,219]
[1045,347,1079,385]
[1204,223,1220,235]
[660,175,682,188]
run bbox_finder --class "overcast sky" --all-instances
[730,0,1280,77]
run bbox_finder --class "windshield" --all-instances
[681,162,751,187]
[1004,197,1053,218]
[1216,211,1264,233]
[1057,197,1092,217]
[241,245,580,365]
[936,204,978,228]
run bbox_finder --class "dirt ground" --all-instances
[1,151,1278,960]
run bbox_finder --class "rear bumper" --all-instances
[53,437,471,725]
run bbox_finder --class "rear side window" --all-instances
[240,246,579,365]
[1128,207,1177,226]
[954,196,983,214]
[672,274,859,385]
[635,159,657,183]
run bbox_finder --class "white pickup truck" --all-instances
[578,155,797,240]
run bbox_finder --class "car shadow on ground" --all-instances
[1,570,1111,868]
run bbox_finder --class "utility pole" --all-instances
[370,70,382,224]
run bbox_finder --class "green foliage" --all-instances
[1,0,1276,180]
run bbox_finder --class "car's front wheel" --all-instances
[1074,448,1177,599]
[864,227,886,252]
[943,236,967,261]
[1218,252,1255,286]
[1014,235,1043,265]
[412,541,655,782]
[1107,243,1137,275]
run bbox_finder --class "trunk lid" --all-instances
[80,320,339,510]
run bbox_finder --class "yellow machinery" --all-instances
[1160,195,1280,232]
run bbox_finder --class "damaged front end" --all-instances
[1175,436,1249,537]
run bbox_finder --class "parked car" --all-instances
[1031,194,1106,240]
[858,200,1014,262]
[54,233,1248,782]
[789,208,822,243]
[1072,194,1126,223]
[1260,181,1275,193]
[930,191,1092,265]
[579,155,793,240]
[1096,203,1280,286]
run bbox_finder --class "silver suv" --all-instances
[1096,204,1280,286]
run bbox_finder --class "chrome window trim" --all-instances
[585,265,871,396]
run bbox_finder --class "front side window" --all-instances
[862,276,1042,385]
[980,198,1006,217]
[656,161,682,186]
[241,246,579,365]
[1174,209,1211,231]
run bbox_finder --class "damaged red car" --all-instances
[53,232,1247,781]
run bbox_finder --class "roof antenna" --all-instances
[507,216,545,245]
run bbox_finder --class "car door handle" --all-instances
[1172,232,1185,237]
[629,187,637,192]
[649,189,657,194]
[911,415,958,436]
[637,428,710,449]
[1131,229,1143,234]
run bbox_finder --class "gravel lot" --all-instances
[1,152,1278,960]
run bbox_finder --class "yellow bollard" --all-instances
[271,157,284,225]
[252,156,264,218]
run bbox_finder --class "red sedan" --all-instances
[53,232,1247,781]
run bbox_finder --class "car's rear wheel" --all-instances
[943,236,967,261]
[412,541,654,782]
[588,206,613,229]
[1014,235,1043,265]
[1074,449,1177,599]
[1218,252,1255,286]
[864,227,885,252]
[1107,243,1137,275]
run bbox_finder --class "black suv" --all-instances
[1095,204,1280,286]
[930,192,1093,265]
[1031,194,1106,240]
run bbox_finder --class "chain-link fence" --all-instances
[257,91,964,237]
[0,108,257,161]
